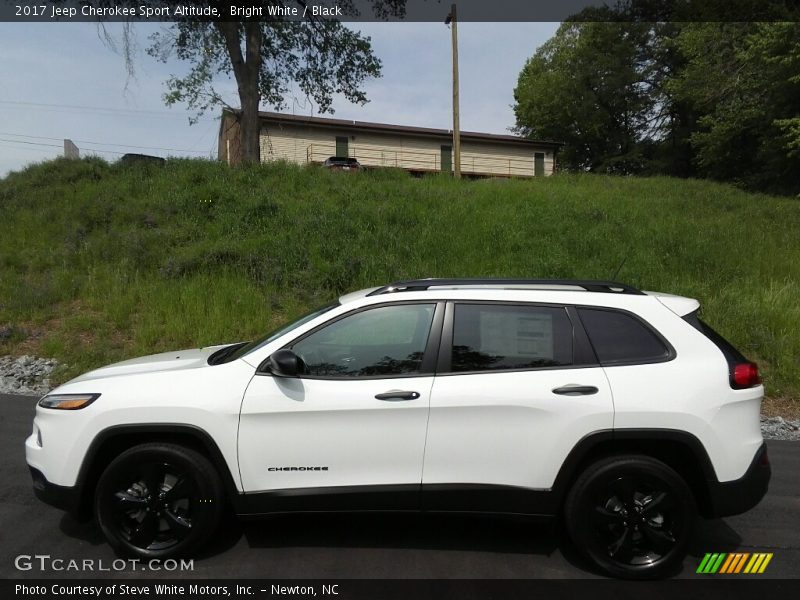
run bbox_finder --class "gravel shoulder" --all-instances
[760,415,800,441]
[0,355,57,396]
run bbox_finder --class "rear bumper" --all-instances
[705,442,770,518]
[29,466,84,518]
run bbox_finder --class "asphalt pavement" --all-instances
[1,393,797,579]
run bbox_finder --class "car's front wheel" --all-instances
[95,443,224,558]
[564,455,696,579]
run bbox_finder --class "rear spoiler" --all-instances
[646,292,700,317]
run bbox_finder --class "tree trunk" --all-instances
[217,22,263,164]
[239,84,261,164]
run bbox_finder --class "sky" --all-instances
[0,21,559,177]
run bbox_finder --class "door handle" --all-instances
[375,390,421,401]
[552,385,599,396]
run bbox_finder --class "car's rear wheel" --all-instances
[564,455,695,579]
[95,443,223,558]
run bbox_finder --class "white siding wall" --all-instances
[260,122,554,176]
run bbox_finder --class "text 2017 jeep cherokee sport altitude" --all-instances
[26,279,770,579]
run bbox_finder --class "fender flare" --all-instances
[74,423,241,516]
[549,428,718,512]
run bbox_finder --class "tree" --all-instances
[513,15,800,193]
[513,21,672,174]
[100,1,407,164]
[670,22,800,193]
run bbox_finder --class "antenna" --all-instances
[612,255,628,281]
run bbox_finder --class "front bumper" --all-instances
[29,466,84,518]
[705,442,771,518]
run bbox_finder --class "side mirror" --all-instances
[262,349,302,377]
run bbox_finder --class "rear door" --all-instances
[422,302,614,505]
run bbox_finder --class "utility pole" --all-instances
[445,4,461,178]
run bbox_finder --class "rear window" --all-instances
[577,308,671,365]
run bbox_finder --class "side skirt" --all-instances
[232,483,557,518]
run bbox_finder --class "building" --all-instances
[218,109,560,177]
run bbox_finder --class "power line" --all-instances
[0,132,212,155]
[78,140,209,154]
[82,150,127,156]
[0,138,62,148]
[0,104,189,121]
[0,133,61,141]
[0,99,217,120]
[0,138,123,156]
[0,142,59,155]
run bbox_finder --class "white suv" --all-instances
[26,279,770,579]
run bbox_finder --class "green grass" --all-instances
[1,157,799,399]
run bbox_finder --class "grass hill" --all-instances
[1,157,798,406]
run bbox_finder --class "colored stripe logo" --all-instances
[697,552,773,574]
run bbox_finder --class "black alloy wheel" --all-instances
[564,455,695,579]
[592,475,679,565]
[95,443,223,558]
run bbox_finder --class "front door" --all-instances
[238,302,443,501]
[534,152,545,176]
[440,145,452,173]
[422,302,613,509]
[336,136,349,158]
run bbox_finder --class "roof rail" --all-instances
[366,278,645,296]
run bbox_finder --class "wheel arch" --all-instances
[73,424,240,520]
[551,429,718,517]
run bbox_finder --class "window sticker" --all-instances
[479,310,554,360]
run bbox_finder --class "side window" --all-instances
[451,304,573,372]
[291,304,436,377]
[577,307,670,364]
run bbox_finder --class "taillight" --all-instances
[732,362,761,389]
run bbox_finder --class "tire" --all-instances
[95,443,224,559]
[563,454,696,579]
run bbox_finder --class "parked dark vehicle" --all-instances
[323,156,361,171]
[119,154,166,166]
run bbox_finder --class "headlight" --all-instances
[38,393,100,410]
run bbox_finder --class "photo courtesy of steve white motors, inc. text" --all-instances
[14,584,340,597]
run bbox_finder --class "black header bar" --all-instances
[5,579,800,600]
[2,0,799,23]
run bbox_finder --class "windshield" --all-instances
[216,302,340,364]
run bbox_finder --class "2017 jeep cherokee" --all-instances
[26,279,770,579]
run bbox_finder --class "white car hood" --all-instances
[67,345,231,383]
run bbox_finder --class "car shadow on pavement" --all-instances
[237,513,560,555]
[57,510,245,559]
[688,518,744,556]
[58,513,106,547]
[56,509,744,579]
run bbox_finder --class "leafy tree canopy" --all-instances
[514,7,800,194]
